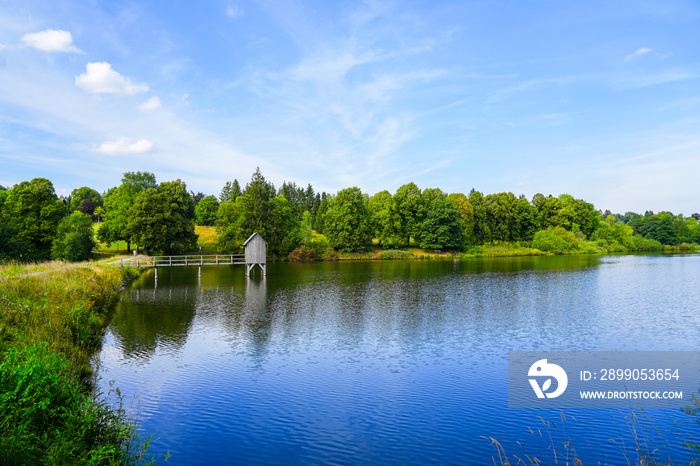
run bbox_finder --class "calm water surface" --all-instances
[96,254,700,465]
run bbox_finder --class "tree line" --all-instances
[1,169,698,262]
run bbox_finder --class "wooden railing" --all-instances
[110,254,245,268]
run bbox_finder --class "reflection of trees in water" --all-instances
[109,258,602,365]
[110,284,198,361]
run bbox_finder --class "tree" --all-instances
[299,210,314,246]
[231,180,242,201]
[217,169,298,257]
[195,195,219,226]
[483,192,534,242]
[556,194,599,237]
[51,212,96,262]
[468,189,490,244]
[324,187,372,252]
[4,178,68,260]
[394,182,425,246]
[70,187,102,212]
[220,181,233,203]
[0,186,24,260]
[419,196,465,250]
[190,191,205,206]
[446,193,474,240]
[78,198,97,217]
[629,211,680,245]
[219,179,242,203]
[314,196,330,233]
[98,171,156,252]
[368,190,402,248]
[126,180,198,255]
[93,206,106,223]
[279,181,305,219]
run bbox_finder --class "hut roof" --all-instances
[243,232,267,246]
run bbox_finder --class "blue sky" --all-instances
[1,0,699,214]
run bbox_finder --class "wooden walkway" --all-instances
[107,232,267,277]
[110,254,245,268]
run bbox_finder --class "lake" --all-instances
[96,254,700,464]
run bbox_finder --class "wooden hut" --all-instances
[243,232,266,276]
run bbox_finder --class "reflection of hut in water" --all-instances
[243,232,266,276]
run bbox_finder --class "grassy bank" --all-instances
[0,261,156,465]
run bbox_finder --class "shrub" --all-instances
[288,246,318,262]
[51,213,96,262]
[532,227,579,254]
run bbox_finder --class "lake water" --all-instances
[96,254,700,465]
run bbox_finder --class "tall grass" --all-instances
[0,261,159,464]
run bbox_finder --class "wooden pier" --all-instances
[113,254,245,268]
[108,232,268,277]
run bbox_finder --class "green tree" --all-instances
[314,196,330,233]
[446,193,474,240]
[394,182,425,246]
[69,187,102,212]
[126,180,198,255]
[98,172,156,252]
[468,189,490,244]
[220,181,233,203]
[630,211,680,245]
[324,187,372,252]
[217,169,297,257]
[368,190,402,248]
[195,195,219,226]
[51,212,96,262]
[219,179,242,203]
[93,206,106,223]
[419,196,465,250]
[4,178,68,260]
[299,210,314,246]
[556,194,599,237]
[0,185,25,259]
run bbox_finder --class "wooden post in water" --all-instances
[243,232,267,277]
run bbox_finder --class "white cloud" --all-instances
[94,138,154,155]
[139,96,161,112]
[625,47,652,61]
[21,29,82,53]
[226,2,243,18]
[75,62,148,95]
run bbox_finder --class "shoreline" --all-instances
[0,261,153,464]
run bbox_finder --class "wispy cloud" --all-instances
[139,96,161,112]
[75,62,148,95]
[21,29,82,53]
[94,138,154,155]
[621,70,696,88]
[226,1,243,18]
[625,47,652,61]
